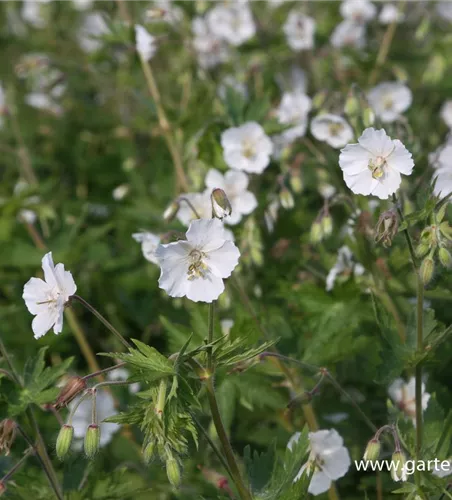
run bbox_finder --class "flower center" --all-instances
[383,95,394,111]
[187,249,209,280]
[328,122,344,137]
[368,155,386,179]
[242,139,256,159]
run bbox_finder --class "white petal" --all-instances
[309,429,344,455]
[54,263,77,299]
[186,218,226,250]
[186,274,225,303]
[308,470,331,496]
[322,447,351,480]
[339,144,372,176]
[358,128,394,157]
[41,252,58,288]
[224,169,249,192]
[343,170,373,195]
[370,168,401,199]
[156,242,190,298]
[233,191,258,216]
[388,378,404,405]
[23,277,53,314]
[205,168,226,190]
[207,241,240,278]
[32,311,56,339]
[386,140,414,175]
[287,432,302,451]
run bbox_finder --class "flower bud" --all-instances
[420,256,435,285]
[211,188,232,219]
[279,187,294,210]
[344,91,360,117]
[0,482,6,496]
[437,203,447,223]
[312,90,327,110]
[375,210,398,248]
[310,221,323,243]
[163,201,180,222]
[289,170,303,194]
[0,419,17,456]
[143,440,156,464]
[390,451,407,482]
[321,215,333,238]
[415,242,430,259]
[56,424,74,460]
[363,107,375,128]
[439,247,452,268]
[84,424,100,459]
[363,438,381,463]
[166,456,181,488]
[55,376,87,409]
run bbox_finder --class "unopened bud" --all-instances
[390,451,407,482]
[279,187,294,209]
[312,90,327,110]
[166,456,181,488]
[344,91,360,117]
[56,424,74,460]
[84,424,100,459]
[375,210,398,247]
[363,438,381,463]
[0,419,17,456]
[439,247,452,268]
[211,188,232,219]
[143,440,156,464]
[321,215,333,238]
[163,201,180,222]
[420,256,435,285]
[437,203,447,223]
[310,221,323,243]
[55,376,87,409]
[363,107,375,128]
[290,170,303,194]
[415,242,430,259]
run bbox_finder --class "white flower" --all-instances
[70,390,119,448]
[156,218,240,303]
[205,169,257,225]
[288,429,351,496]
[388,377,430,425]
[22,0,50,29]
[436,2,452,21]
[218,75,248,101]
[72,0,93,11]
[112,184,129,201]
[433,167,452,199]
[310,114,354,149]
[25,93,62,115]
[146,0,183,25]
[330,20,366,49]
[107,367,140,394]
[221,122,273,174]
[340,0,376,23]
[432,459,452,478]
[326,246,364,291]
[276,91,312,142]
[440,100,452,129]
[264,199,280,233]
[339,128,414,199]
[368,82,412,123]
[192,17,230,69]
[283,11,316,51]
[430,142,452,170]
[220,319,234,335]
[379,4,404,24]
[23,252,77,339]
[78,13,110,53]
[176,192,212,226]
[133,231,161,264]
[206,4,255,46]
[135,25,157,61]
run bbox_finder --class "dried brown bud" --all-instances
[54,376,87,409]
[375,209,399,247]
[0,419,17,456]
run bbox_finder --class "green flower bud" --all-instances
[312,90,327,110]
[439,247,452,268]
[415,242,430,259]
[363,107,375,128]
[279,187,294,210]
[390,451,407,482]
[211,188,232,219]
[310,221,323,244]
[344,91,360,117]
[437,202,448,223]
[420,256,435,285]
[56,424,74,460]
[84,424,100,459]
[321,215,333,238]
[289,171,303,194]
[143,440,156,464]
[363,438,381,463]
[166,457,181,488]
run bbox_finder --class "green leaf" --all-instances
[244,441,276,493]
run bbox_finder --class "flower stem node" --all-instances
[56,424,74,460]
[390,451,408,482]
[84,424,100,459]
[363,438,381,463]
[166,456,182,488]
[55,376,87,409]
[420,256,435,285]
[211,188,232,219]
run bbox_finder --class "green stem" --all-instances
[207,302,215,373]
[415,276,424,491]
[83,363,126,381]
[71,295,131,349]
[0,447,34,483]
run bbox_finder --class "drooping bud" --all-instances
[0,419,17,456]
[438,247,452,268]
[166,456,182,488]
[56,424,74,460]
[363,438,381,463]
[211,188,232,219]
[289,169,303,194]
[55,376,87,409]
[390,451,407,482]
[279,187,294,210]
[363,106,375,128]
[344,90,360,117]
[143,440,156,464]
[84,424,100,459]
[310,221,323,244]
[420,256,435,285]
[321,214,333,238]
[163,200,180,222]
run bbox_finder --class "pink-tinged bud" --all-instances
[0,419,17,456]
[84,424,100,459]
[199,466,234,496]
[211,188,232,220]
[55,376,87,409]
[56,424,74,460]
